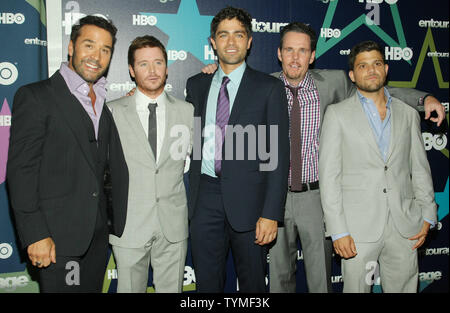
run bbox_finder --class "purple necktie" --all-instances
[287,85,303,191]
[215,76,231,176]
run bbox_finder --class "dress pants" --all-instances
[112,235,187,293]
[190,175,267,293]
[269,189,332,293]
[341,212,419,293]
[38,207,109,293]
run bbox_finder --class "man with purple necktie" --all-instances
[185,7,289,292]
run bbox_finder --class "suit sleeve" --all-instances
[260,80,289,222]
[6,86,51,248]
[385,87,426,111]
[185,77,194,105]
[409,111,437,223]
[106,108,129,237]
[319,106,348,237]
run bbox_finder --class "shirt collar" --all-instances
[280,70,315,91]
[135,88,167,110]
[59,62,107,98]
[357,87,392,109]
[216,61,246,87]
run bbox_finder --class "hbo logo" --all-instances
[168,50,187,61]
[422,133,447,151]
[385,47,413,61]
[0,243,13,259]
[320,28,341,38]
[0,13,25,24]
[0,62,19,86]
[132,14,157,26]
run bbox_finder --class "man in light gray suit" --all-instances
[319,41,437,293]
[108,36,193,293]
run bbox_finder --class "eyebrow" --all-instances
[216,30,246,35]
[356,59,384,65]
[81,39,112,51]
[136,58,165,63]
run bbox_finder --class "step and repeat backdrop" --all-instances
[0,0,448,293]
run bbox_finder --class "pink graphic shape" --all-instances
[0,98,11,184]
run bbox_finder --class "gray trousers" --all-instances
[341,213,419,293]
[269,189,332,293]
[112,235,187,293]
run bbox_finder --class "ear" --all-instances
[309,50,316,65]
[246,36,253,50]
[210,37,217,50]
[128,64,135,79]
[384,63,389,76]
[349,70,355,83]
[68,40,74,58]
[277,47,282,62]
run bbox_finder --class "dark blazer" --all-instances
[186,65,290,232]
[7,71,128,256]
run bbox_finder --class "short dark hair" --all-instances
[128,35,168,68]
[280,22,317,52]
[211,6,252,39]
[349,40,385,70]
[70,15,117,51]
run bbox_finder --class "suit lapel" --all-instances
[386,100,403,162]
[349,94,384,161]
[228,66,251,126]
[51,72,97,174]
[310,71,329,126]
[158,92,174,165]
[123,94,156,163]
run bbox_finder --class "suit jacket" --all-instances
[271,69,427,130]
[108,91,193,247]
[7,71,129,256]
[319,93,437,242]
[186,65,290,232]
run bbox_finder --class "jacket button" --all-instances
[156,198,159,203]
[93,192,98,197]
[383,188,387,193]
[384,166,388,171]
[155,170,159,174]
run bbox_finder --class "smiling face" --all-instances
[210,17,252,74]
[349,50,388,94]
[129,46,168,98]
[68,24,113,85]
[278,31,315,86]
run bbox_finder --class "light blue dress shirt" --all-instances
[332,88,433,242]
[201,62,246,177]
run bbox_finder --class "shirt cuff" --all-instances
[331,232,350,242]
[424,218,436,229]
[419,93,433,106]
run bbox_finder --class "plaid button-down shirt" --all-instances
[280,71,321,185]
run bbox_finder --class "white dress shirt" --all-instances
[135,88,166,163]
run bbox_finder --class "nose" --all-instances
[90,48,101,61]
[228,34,236,45]
[367,64,375,73]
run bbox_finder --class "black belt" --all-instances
[288,181,319,193]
